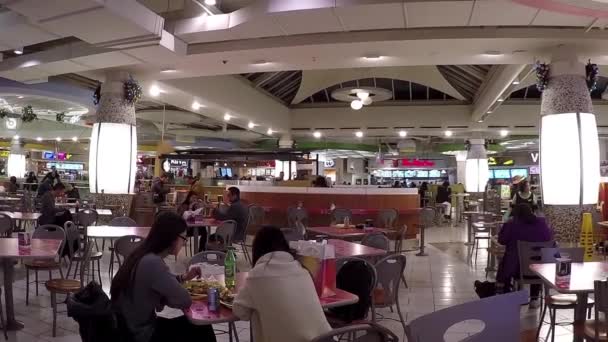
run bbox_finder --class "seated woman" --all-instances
[233,226,331,342]
[177,191,207,252]
[496,204,553,308]
[111,212,216,342]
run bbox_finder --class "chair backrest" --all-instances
[406,291,528,342]
[77,209,98,227]
[109,216,137,227]
[420,207,435,228]
[78,243,93,285]
[33,224,66,255]
[331,208,352,224]
[471,212,495,222]
[472,222,497,235]
[540,247,584,263]
[311,323,399,342]
[517,240,556,279]
[246,205,265,232]
[212,220,237,250]
[114,235,144,259]
[361,233,390,251]
[287,206,308,228]
[376,209,397,228]
[63,221,80,257]
[0,213,13,237]
[594,280,608,316]
[374,254,406,307]
[332,257,377,322]
[189,251,226,266]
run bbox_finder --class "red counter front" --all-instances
[236,186,421,238]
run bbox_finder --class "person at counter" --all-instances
[312,176,329,188]
[152,175,170,205]
[6,176,18,193]
[45,166,60,185]
[209,187,248,248]
[436,181,452,219]
[419,182,429,207]
[185,175,205,198]
[37,174,54,197]
[25,171,38,192]
[511,180,538,212]
[38,183,71,226]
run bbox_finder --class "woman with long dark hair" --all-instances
[111,212,216,342]
[233,226,331,342]
[177,191,200,217]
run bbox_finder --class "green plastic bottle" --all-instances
[225,247,237,289]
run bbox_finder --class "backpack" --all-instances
[474,280,497,299]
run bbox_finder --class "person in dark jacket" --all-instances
[37,174,53,197]
[496,204,553,308]
[212,187,249,243]
[38,182,69,225]
[25,171,38,192]
[436,181,452,219]
[152,175,170,204]
[6,176,18,193]
[66,183,81,203]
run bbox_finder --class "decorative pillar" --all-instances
[455,151,467,185]
[7,140,25,178]
[540,51,600,242]
[465,139,489,193]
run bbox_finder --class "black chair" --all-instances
[328,257,377,325]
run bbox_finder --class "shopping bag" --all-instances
[293,241,337,298]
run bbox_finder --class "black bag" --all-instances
[474,280,497,299]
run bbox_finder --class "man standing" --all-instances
[152,174,170,205]
[185,175,205,198]
[38,183,68,225]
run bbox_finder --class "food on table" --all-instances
[184,279,234,302]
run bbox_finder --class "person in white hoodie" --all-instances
[233,226,332,342]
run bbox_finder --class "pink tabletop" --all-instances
[185,272,358,325]
[87,226,150,239]
[307,226,392,239]
[0,212,41,221]
[187,218,223,227]
[530,262,608,294]
[0,239,62,259]
[328,239,387,258]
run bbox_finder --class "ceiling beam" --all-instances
[471,64,526,122]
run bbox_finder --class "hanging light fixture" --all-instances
[540,54,599,205]
[465,139,489,193]
[89,71,137,194]
[7,140,25,178]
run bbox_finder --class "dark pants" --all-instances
[151,316,216,342]
[530,284,541,299]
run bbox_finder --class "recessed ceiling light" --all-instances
[363,55,382,60]
[149,85,161,97]
[483,50,503,56]
[248,121,255,129]
[56,137,62,142]
[13,135,19,140]
[355,131,364,138]
[17,96,23,99]
[356,91,369,100]
[500,129,509,137]
[444,130,453,137]
[36,137,42,142]
[398,130,407,137]
[204,0,216,4]
[477,119,484,123]
[223,113,231,121]
[350,100,363,110]
[13,48,23,55]
[512,80,520,85]
[243,163,247,167]
[192,101,201,110]
[313,131,322,138]
[72,136,78,142]
[267,128,273,135]
[160,68,177,73]
[487,110,493,114]
[253,60,268,65]
[223,162,227,167]
[497,98,504,102]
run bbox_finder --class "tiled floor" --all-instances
[0,222,576,341]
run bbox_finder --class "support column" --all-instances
[455,151,467,185]
[540,51,600,243]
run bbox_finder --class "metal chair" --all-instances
[468,221,497,264]
[584,280,608,341]
[240,205,265,264]
[46,243,93,337]
[331,208,352,225]
[517,240,556,309]
[189,251,226,266]
[67,221,103,286]
[329,257,377,325]
[375,208,397,228]
[371,254,407,334]
[311,322,398,342]
[416,207,435,257]
[110,235,144,279]
[0,288,7,340]
[406,291,528,342]
[207,220,237,252]
[287,206,308,228]
[25,224,65,306]
[107,216,137,277]
[537,247,593,342]
[0,213,13,238]
[392,225,408,254]
[282,220,307,242]
[361,233,390,251]
[76,209,98,248]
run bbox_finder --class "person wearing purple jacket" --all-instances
[496,204,553,308]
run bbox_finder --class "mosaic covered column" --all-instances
[88,71,137,216]
[540,52,600,242]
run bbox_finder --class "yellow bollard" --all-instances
[580,212,595,261]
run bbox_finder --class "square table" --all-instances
[327,239,387,259]
[185,272,358,326]
[0,238,63,330]
[530,262,608,342]
[187,218,223,253]
[307,226,392,240]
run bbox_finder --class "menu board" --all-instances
[382,170,392,178]
[510,168,528,178]
[429,170,441,178]
[529,166,540,175]
[404,170,416,177]
[416,170,429,178]
[487,170,495,179]
[494,169,510,179]
[392,170,404,178]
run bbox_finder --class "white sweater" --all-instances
[233,251,332,342]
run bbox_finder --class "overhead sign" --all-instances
[324,159,335,168]
[46,162,83,170]
[530,152,539,163]
[169,159,188,168]
[42,151,72,160]
[397,159,435,167]
[0,151,9,158]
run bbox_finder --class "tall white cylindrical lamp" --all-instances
[7,152,25,178]
[465,139,489,193]
[89,71,137,194]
